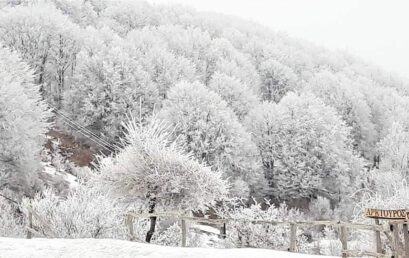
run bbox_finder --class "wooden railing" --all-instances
[126,212,409,258]
[24,209,409,258]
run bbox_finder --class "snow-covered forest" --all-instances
[1,0,409,257]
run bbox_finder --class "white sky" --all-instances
[148,0,409,79]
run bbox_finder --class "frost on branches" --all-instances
[0,47,51,197]
[22,183,122,239]
[246,92,363,203]
[217,200,309,252]
[95,118,228,242]
[159,81,264,198]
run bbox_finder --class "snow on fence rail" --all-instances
[23,209,409,258]
[125,212,407,258]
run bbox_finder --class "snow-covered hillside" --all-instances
[0,238,335,258]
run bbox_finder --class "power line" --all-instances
[54,109,117,150]
[50,107,117,153]
[56,112,114,152]
[54,109,114,148]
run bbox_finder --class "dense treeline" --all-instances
[1,0,409,235]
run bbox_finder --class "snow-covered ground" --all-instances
[0,238,335,258]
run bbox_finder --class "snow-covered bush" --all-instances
[218,200,309,252]
[0,193,24,237]
[355,172,409,215]
[22,183,123,239]
[308,197,334,220]
[309,227,342,256]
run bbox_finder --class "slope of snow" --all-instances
[0,237,335,258]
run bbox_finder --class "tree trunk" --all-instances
[145,197,157,243]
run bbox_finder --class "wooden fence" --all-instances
[24,209,409,258]
[126,212,409,258]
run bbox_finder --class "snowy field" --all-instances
[0,238,335,258]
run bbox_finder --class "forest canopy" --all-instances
[1,0,409,218]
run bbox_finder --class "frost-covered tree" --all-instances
[156,26,212,84]
[208,72,259,120]
[246,93,362,202]
[48,0,99,27]
[96,118,228,242]
[205,38,261,89]
[159,81,263,197]
[259,59,298,102]
[361,83,409,141]
[0,3,81,104]
[63,38,158,142]
[101,0,162,35]
[125,29,196,99]
[0,47,51,196]
[305,71,376,156]
[376,122,409,172]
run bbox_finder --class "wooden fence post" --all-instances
[289,223,297,252]
[403,223,409,258]
[375,219,383,254]
[181,219,187,247]
[220,222,226,239]
[390,223,398,258]
[26,210,33,239]
[340,225,348,258]
[391,223,403,258]
[126,214,135,241]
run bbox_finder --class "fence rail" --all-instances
[25,209,409,258]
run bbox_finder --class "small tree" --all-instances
[96,118,228,242]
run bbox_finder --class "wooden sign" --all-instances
[365,208,407,220]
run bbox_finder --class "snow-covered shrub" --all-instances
[308,196,334,220]
[354,171,409,216]
[22,183,123,239]
[308,226,342,256]
[153,222,181,246]
[0,193,24,237]
[218,200,309,252]
[152,221,208,247]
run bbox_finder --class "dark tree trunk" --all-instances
[38,55,47,97]
[145,197,157,243]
